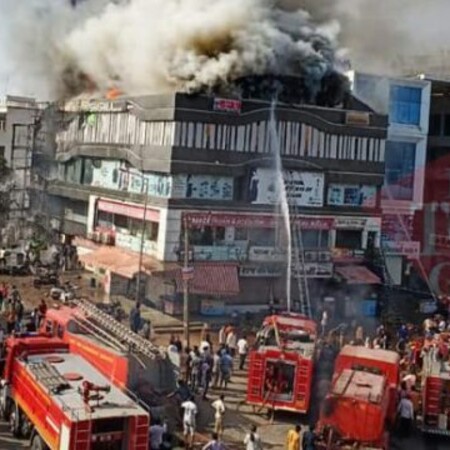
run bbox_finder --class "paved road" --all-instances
[0,422,27,450]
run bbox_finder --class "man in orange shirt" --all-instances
[286,425,302,450]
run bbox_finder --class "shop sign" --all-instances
[213,98,242,114]
[182,267,195,281]
[184,212,335,230]
[249,247,286,263]
[239,266,283,278]
[239,263,333,278]
[293,263,334,278]
[193,245,246,262]
[327,184,377,208]
[97,199,160,222]
[248,168,324,207]
[201,299,226,316]
[335,217,367,229]
[383,241,420,257]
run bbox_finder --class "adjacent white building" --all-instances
[349,71,432,284]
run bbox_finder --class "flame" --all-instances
[106,87,122,100]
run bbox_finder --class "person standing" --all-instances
[202,432,225,450]
[237,335,249,370]
[211,351,221,388]
[244,424,262,450]
[397,395,414,437]
[6,299,16,335]
[14,299,24,332]
[219,351,233,390]
[286,425,302,450]
[211,394,226,438]
[302,425,316,450]
[226,329,237,358]
[129,302,141,333]
[218,325,227,347]
[149,419,165,450]
[181,396,198,450]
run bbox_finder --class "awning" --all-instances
[79,246,162,279]
[335,265,381,285]
[165,263,240,297]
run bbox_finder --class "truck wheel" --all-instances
[9,403,20,437]
[31,434,47,450]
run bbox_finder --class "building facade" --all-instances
[350,72,431,286]
[0,96,39,244]
[46,93,388,314]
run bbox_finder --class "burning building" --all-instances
[44,88,388,317]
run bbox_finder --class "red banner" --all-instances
[183,212,335,230]
[97,199,160,222]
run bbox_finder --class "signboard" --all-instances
[184,213,335,230]
[177,174,233,201]
[335,218,367,229]
[248,168,324,207]
[193,245,246,262]
[97,199,160,222]
[248,246,286,263]
[182,267,194,281]
[383,241,420,258]
[327,184,377,208]
[201,299,226,316]
[213,98,242,114]
[239,263,333,278]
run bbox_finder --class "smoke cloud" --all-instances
[0,0,342,100]
[280,0,450,76]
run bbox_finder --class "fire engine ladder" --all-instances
[74,298,166,360]
[73,418,92,448]
[285,175,311,318]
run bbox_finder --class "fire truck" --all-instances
[420,333,450,436]
[317,346,400,450]
[39,299,176,413]
[246,313,317,414]
[0,334,149,450]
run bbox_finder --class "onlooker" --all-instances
[218,326,227,347]
[181,396,198,449]
[129,302,141,333]
[190,348,202,392]
[211,394,226,437]
[302,425,316,450]
[286,425,301,450]
[211,351,221,388]
[200,354,212,400]
[14,299,24,332]
[237,335,249,370]
[397,395,414,437]
[226,330,237,358]
[244,424,262,450]
[219,351,233,390]
[149,419,165,450]
[202,432,225,450]
[6,299,16,335]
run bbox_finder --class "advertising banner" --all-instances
[248,168,324,207]
[327,184,377,208]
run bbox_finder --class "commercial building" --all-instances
[46,91,388,315]
[349,72,431,286]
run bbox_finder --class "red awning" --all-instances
[166,263,240,297]
[335,265,381,285]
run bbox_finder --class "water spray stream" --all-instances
[269,99,292,312]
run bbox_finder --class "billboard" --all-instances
[327,184,377,208]
[248,168,324,207]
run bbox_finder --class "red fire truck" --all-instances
[246,313,317,414]
[317,346,400,450]
[0,335,149,450]
[420,333,450,436]
[40,300,176,406]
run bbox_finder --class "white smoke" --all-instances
[0,0,341,100]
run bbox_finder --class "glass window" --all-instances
[302,230,319,249]
[383,141,416,200]
[389,86,422,125]
[444,115,450,136]
[429,114,442,136]
[336,230,362,249]
[248,228,276,246]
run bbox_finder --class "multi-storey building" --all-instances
[47,92,387,315]
[350,72,431,286]
[0,95,38,244]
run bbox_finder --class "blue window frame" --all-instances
[389,86,422,125]
[383,141,416,201]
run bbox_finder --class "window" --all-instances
[444,115,450,136]
[429,114,442,136]
[300,230,329,249]
[383,141,416,201]
[335,230,362,250]
[389,85,422,125]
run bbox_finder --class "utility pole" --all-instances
[183,218,191,348]
[136,178,149,304]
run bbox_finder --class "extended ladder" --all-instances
[73,298,166,360]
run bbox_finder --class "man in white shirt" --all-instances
[237,336,249,370]
[181,396,198,449]
[397,396,414,437]
[211,394,226,437]
[226,330,237,358]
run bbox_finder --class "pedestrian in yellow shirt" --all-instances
[286,425,302,450]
